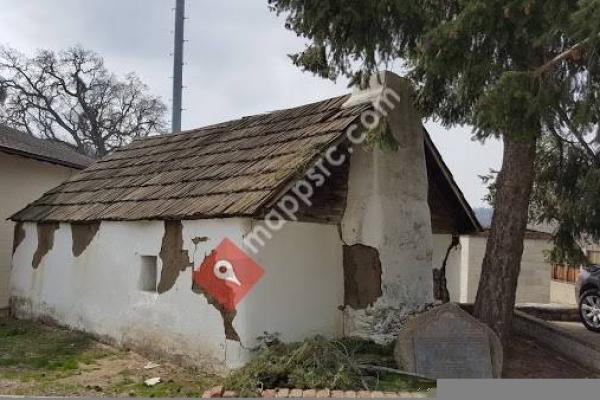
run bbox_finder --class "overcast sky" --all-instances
[0,0,502,207]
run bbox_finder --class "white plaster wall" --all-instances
[461,235,552,304]
[458,236,470,303]
[240,221,344,343]
[11,220,230,367]
[517,238,553,304]
[342,144,432,306]
[10,218,343,368]
[550,281,577,305]
[432,234,462,302]
[341,73,433,339]
[465,237,485,302]
[0,153,78,309]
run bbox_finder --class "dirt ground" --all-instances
[0,318,220,397]
[0,350,218,397]
[1,318,598,397]
[502,334,599,378]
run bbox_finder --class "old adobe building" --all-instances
[9,72,479,367]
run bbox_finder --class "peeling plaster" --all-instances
[158,220,193,293]
[339,72,434,341]
[10,218,348,366]
[32,223,59,269]
[13,222,26,255]
[71,222,101,257]
[343,244,382,309]
[192,278,240,342]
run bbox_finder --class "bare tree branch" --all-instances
[0,46,166,156]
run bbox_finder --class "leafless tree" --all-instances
[0,46,167,157]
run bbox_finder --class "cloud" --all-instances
[0,0,502,206]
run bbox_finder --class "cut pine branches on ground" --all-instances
[1,317,596,397]
[0,318,434,397]
[224,336,435,397]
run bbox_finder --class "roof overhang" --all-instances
[0,146,89,170]
[423,129,483,233]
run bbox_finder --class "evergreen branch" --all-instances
[554,107,600,167]
[535,35,596,76]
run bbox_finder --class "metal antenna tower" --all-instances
[171,0,185,133]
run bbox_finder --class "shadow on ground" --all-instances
[503,334,599,378]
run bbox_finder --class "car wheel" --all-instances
[579,289,600,332]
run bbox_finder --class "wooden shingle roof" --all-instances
[11,93,481,234]
[11,95,371,222]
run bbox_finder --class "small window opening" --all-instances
[138,256,158,292]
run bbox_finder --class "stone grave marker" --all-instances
[394,303,502,379]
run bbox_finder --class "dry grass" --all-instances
[0,319,436,398]
[0,318,220,397]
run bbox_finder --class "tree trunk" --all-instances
[473,134,537,345]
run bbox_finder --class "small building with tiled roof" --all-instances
[0,124,93,312]
[9,72,480,367]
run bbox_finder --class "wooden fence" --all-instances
[551,263,580,284]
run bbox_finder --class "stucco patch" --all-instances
[71,222,101,257]
[32,223,59,269]
[158,220,193,293]
[13,222,26,255]
[343,244,382,309]
[191,279,240,342]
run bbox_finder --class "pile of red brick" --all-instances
[202,386,430,398]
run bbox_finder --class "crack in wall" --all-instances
[157,220,193,293]
[157,223,239,342]
[191,278,240,342]
[191,236,209,245]
[432,235,459,303]
[32,223,59,269]
[71,222,101,257]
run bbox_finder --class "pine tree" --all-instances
[268,0,600,343]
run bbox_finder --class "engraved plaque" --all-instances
[394,303,502,378]
[413,335,493,379]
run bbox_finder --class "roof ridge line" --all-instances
[129,94,352,145]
